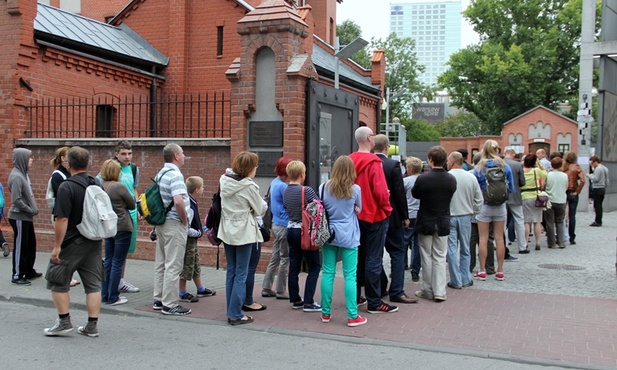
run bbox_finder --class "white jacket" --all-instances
[217,172,263,245]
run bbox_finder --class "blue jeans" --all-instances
[287,228,321,305]
[357,219,388,309]
[244,243,261,306]
[383,225,406,298]
[224,243,253,319]
[566,193,579,242]
[403,219,420,275]
[102,231,132,304]
[447,215,472,287]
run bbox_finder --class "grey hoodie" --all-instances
[8,148,38,221]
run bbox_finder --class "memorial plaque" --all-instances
[256,151,283,177]
[249,121,283,147]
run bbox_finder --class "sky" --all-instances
[337,0,479,48]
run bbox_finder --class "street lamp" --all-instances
[334,36,368,89]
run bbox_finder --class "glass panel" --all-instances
[319,112,333,184]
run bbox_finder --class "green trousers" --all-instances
[320,244,358,319]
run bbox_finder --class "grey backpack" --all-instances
[482,166,508,206]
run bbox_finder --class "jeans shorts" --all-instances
[476,203,507,223]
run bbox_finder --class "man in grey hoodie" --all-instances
[8,147,39,285]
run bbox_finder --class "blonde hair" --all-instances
[328,156,356,199]
[50,146,70,167]
[405,157,422,175]
[186,176,204,194]
[286,160,306,182]
[476,139,504,172]
[100,159,121,181]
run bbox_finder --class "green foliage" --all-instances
[436,112,488,137]
[439,0,599,134]
[401,118,441,142]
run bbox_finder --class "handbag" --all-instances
[259,223,271,242]
[533,170,548,208]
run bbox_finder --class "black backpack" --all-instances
[482,166,508,206]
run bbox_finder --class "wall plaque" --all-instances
[249,121,283,147]
[256,151,283,177]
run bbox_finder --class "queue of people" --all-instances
[1,134,608,336]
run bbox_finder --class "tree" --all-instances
[439,0,597,134]
[400,117,441,142]
[336,20,371,69]
[436,112,488,137]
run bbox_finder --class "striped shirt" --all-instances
[283,183,317,226]
[156,163,189,222]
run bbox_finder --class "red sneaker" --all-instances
[473,271,487,281]
[347,315,367,327]
[321,314,331,323]
[495,272,505,281]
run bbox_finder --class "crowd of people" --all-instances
[1,132,608,335]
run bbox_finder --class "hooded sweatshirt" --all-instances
[8,148,39,221]
[217,170,263,246]
[348,151,392,223]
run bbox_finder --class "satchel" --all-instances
[259,223,271,243]
[535,193,549,208]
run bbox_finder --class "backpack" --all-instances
[204,189,222,246]
[69,176,118,241]
[482,166,508,206]
[45,169,67,209]
[137,169,173,225]
[0,182,5,220]
[301,186,330,251]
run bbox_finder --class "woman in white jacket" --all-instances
[218,151,263,325]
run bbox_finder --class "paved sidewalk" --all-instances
[1,210,616,369]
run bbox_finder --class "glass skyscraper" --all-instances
[390,0,462,87]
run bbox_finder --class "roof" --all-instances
[34,2,168,69]
[311,43,380,94]
[502,105,578,126]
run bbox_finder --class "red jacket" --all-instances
[349,152,392,223]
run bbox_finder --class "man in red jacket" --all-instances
[349,127,397,314]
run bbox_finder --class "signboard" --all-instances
[255,151,283,177]
[412,103,445,124]
[249,121,283,147]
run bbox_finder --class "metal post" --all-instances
[334,37,340,89]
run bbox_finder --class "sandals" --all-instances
[228,316,253,326]
[242,303,267,311]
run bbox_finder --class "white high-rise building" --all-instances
[390,0,462,86]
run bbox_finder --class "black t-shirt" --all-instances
[54,172,90,246]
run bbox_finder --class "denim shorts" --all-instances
[476,203,507,223]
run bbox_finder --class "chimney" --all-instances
[371,49,386,90]
[306,0,337,45]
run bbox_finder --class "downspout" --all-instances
[150,66,157,137]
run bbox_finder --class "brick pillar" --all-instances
[227,0,315,159]
[165,0,189,96]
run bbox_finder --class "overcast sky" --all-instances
[337,0,479,48]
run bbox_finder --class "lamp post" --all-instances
[334,37,368,89]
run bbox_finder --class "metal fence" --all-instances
[27,92,231,139]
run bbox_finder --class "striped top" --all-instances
[156,163,189,222]
[283,183,317,226]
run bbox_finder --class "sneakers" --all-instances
[2,242,9,257]
[196,288,216,297]
[473,271,486,281]
[357,296,367,306]
[414,290,434,300]
[291,301,304,310]
[321,314,331,323]
[11,278,31,286]
[303,302,322,312]
[504,255,518,262]
[108,296,128,306]
[179,292,199,303]
[161,305,191,316]
[411,272,420,282]
[367,303,399,314]
[44,318,73,336]
[495,272,505,281]
[119,282,140,293]
[153,300,163,310]
[347,315,368,327]
[25,271,43,279]
[77,324,99,337]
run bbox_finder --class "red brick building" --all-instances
[441,106,579,159]
[0,0,385,267]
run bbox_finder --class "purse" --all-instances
[259,223,271,242]
[533,170,548,208]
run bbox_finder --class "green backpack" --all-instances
[137,169,173,225]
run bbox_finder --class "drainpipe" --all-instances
[150,66,157,137]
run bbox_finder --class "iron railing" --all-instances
[27,92,231,138]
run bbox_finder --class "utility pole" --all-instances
[576,0,596,211]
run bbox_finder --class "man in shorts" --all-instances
[44,146,104,337]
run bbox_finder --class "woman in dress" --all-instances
[520,153,548,251]
[218,151,263,325]
[100,159,136,306]
[319,156,366,327]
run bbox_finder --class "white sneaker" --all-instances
[2,242,9,257]
[119,282,140,293]
[109,296,128,306]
